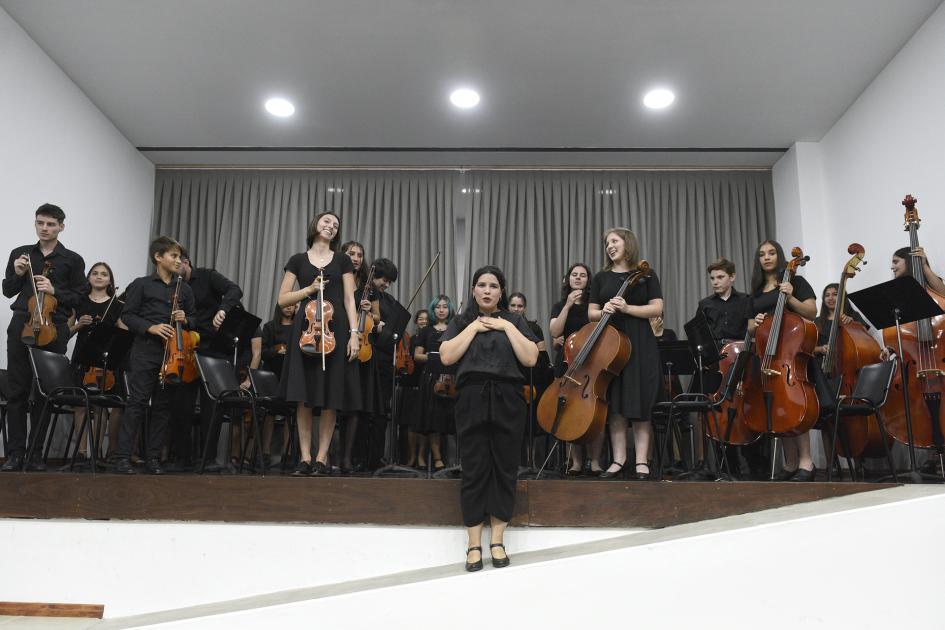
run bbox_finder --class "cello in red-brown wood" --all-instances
[740,248,820,436]
[819,244,888,457]
[881,195,945,448]
[537,261,650,444]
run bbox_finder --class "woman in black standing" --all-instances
[549,262,603,476]
[277,211,361,476]
[440,266,538,572]
[412,294,456,471]
[589,228,663,481]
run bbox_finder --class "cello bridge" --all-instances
[762,369,782,377]
[917,369,945,379]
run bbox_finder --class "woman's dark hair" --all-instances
[341,240,368,288]
[559,262,592,302]
[372,258,399,283]
[508,292,527,308]
[269,302,297,327]
[815,283,845,332]
[85,262,116,297]
[427,294,455,324]
[456,265,509,327]
[414,309,429,325]
[306,211,342,251]
[893,247,915,277]
[750,240,787,296]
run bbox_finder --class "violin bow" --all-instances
[319,268,327,371]
[403,251,441,313]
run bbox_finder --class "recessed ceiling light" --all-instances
[265,97,295,117]
[450,88,480,109]
[643,88,675,110]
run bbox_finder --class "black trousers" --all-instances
[115,341,167,460]
[455,379,525,527]
[167,381,200,462]
[5,313,69,458]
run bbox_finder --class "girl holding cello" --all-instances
[277,212,361,477]
[746,240,818,481]
[588,229,663,480]
[549,262,604,475]
[439,266,538,571]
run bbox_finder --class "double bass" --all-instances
[159,275,200,385]
[537,262,650,444]
[881,195,945,448]
[819,244,887,457]
[741,248,820,436]
[21,259,58,347]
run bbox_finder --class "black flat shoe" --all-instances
[1,455,24,472]
[565,467,583,477]
[775,468,797,481]
[114,457,136,475]
[790,466,816,482]
[465,546,483,572]
[490,543,510,568]
[599,461,624,479]
[310,460,330,476]
[292,461,312,477]
[634,463,651,481]
[145,458,166,475]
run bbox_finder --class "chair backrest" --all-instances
[249,368,281,398]
[850,360,897,408]
[27,348,76,398]
[196,353,241,400]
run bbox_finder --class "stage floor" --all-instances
[0,472,895,528]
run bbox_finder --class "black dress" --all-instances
[70,296,121,369]
[589,269,663,422]
[745,276,816,318]
[278,251,361,413]
[413,324,455,435]
[549,299,589,377]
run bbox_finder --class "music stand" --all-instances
[72,324,134,469]
[518,352,558,480]
[374,298,421,478]
[210,304,262,368]
[654,340,699,476]
[848,276,945,483]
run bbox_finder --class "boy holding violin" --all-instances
[2,204,86,472]
[112,236,195,475]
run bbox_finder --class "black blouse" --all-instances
[440,311,539,387]
[746,276,816,318]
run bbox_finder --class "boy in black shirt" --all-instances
[113,237,195,474]
[2,204,86,472]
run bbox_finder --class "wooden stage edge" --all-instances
[0,474,896,529]
[0,601,104,618]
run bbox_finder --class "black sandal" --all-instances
[634,462,651,481]
[490,543,510,568]
[465,546,483,572]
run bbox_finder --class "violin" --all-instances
[537,261,651,444]
[881,195,945,448]
[159,275,201,385]
[81,290,123,393]
[21,259,58,347]
[357,265,376,363]
[275,343,288,355]
[819,244,888,457]
[299,268,336,369]
[433,373,457,398]
[395,332,415,375]
[740,247,819,436]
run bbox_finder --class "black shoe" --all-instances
[790,466,816,482]
[634,463,651,481]
[292,461,312,476]
[1,455,24,472]
[465,546,483,572]
[146,458,166,475]
[599,461,625,479]
[114,458,136,474]
[565,466,583,477]
[310,460,330,476]
[201,461,224,473]
[490,543,510,568]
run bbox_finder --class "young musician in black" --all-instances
[440,266,538,572]
[698,258,750,344]
[113,237,196,475]
[589,228,664,481]
[173,249,244,470]
[746,240,817,481]
[2,204,86,472]
[890,246,945,294]
[412,294,456,471]
[68,262,125,462]
[259,302,297,464]
[402,309,429,467]
[278,212,361,476]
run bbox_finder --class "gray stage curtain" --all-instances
[463,171,776,343]
[153,170,457,325]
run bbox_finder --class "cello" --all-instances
[21,259,58,347]
[537,261,650,444]
[159,275,201,385]
[819,244,887,457]
[881,195,945,448]
[741,248,820,436]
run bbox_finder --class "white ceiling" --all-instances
[3,0,942,167]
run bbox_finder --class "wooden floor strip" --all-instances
[0,602,104,618]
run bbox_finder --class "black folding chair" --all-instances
[827,360,899,483]
[249,368,297,474]
[196,354,265,475]
[26,348,122,474]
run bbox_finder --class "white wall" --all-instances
[774,2,945,303]
[0,7,154,361]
